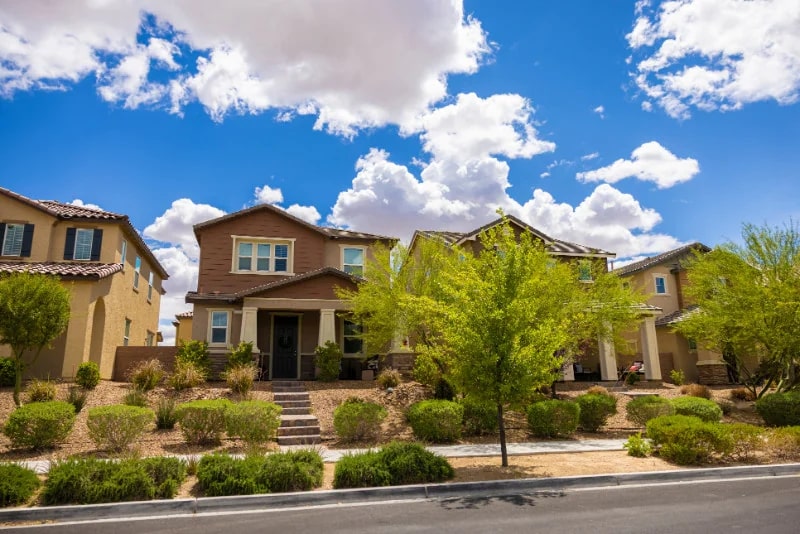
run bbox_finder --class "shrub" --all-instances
[226,341,254,369]
[3,401,75,449]
[0,357,15,387]
[576,393,617,432]
[625,372,640,386]
[764,427,800,460]
[176,340,212,379]
[755,392,800,427]
[75,361,100,390]
[225,400,282,450]
[123,387,148,407]
[196,454,262,496]
[726,423,763,461]
[333,399,386,442]
[26,379,56,403]
[333,451,391,489]
[671,396,723,422]
[679,383,712,399]
[140,457,188,499]
[526,400,580,438]
[155,397,178,430]
[460,397,498,436]
[717,399,734,416]
[586,385,611,397]
[223,363,257,398]
[645,414,702,444]
[376,368,401,389]
[197,451,323,496]
[126,359,164,391]
[332,442,453,489]
[256,450,324,493]
[407,400,464,442]
[730,387,756,402]
[66,386,88,414]
[646,415,732,465]
[87,405,154,452]
[167,361,206,391]
[0,464,40,507]
[669,369,685,386]
[626,395,675,426]
[623,433,652,457]
[433,378,456,400]
[176,399,232,445]
[315,341,342,382]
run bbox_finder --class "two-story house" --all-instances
[185,203,396,380]
[0,187,169,379]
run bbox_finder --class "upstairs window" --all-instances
[1,223,34,257]
[133,256,141,289]
[64,228,103,261]
[578,260,593,282]
[123,319,131,346]
[343,320,363,354]
[655,275,667,295]
[210,311,230,345]
[342,247,365,276]
[147,271,154,302]
[120,239,127,266]
[74,229,94,260]
[234,238,292,274]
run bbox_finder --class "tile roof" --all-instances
[614,242,711,276]
[0,261,123,279]
[36,200,125,220]
[175,310,193,319]
[655,305,699,327]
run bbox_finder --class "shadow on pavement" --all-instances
[438,490,566,510]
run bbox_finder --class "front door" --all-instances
[272,315,299,379]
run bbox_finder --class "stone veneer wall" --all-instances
[697,361,730,385]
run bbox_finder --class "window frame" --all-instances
[1,223,24,256]
[73,228,95,261]
[145,330,155,347]
[209,310,231,346]
[341,245,366,277]
[123,318,131,347]
[654,274,668,295]
[231,236,295,275]
[120,239,127,267]
[342,318,364,356]
[133,256,141,290]
[578,260,593,282]
[147,271,154,302]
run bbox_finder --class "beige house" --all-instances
[0,187,169,379]
[173,311,194,345]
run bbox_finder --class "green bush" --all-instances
[625,372,640,386]
[576,393,617,432]
[407,400,464,442]
[646,415,732,465]
[168,361,207,391]
[176,340,212,379]
[645,414,701,444]
[626,395,675,426]
[3,401,76,449]
[197,454,262,496]
[726,423,763,461]
[87,405,154,452]
[75,361,100,390]
[43,457,186,505]
[460,397,498,436]
[197,451,323,496]
[764,426,800,460]
[26,379,56,403]
[225,401,282,450]
[333,442,453,489]
[315,341,342,382]
[376,368,401,389]
[333,399,387,442]
[333,451,392,489]
[669,369,685,386]
[176,399,232,445]
[526,400,580,438]
[0,463,40,507]
[66,386,88,414]
[126,359,164,391]
[433,378,456,400]
[123,387,148,407]
[0,357,15,387]
[671,396,723,422]
[155,397,178,430]
[226,341,255,370]
[755,392,800,427]
[623,433,652,457]
[257,450,324,493]
[223,363,257,398]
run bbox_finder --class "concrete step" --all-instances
[280,415,319,427]
[277,434,321,446]
[275,400,311,409]
[278,425,321,436]
[274,392,310,402]
[274,386,306,393]
[280,407,312,416]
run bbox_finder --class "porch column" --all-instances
[240,307,260,352]
[319,309,336,346]
[640,316,662,381]
[598,335,617,381]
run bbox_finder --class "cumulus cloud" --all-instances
[253,184,321,224]
[151,245,198,345]
[628,0,800,118]
[286,204,321,225]
[70,199,104,211]
[143,198,225,260]
[581,152,599,161]
[577,141,699,189]
[593,105,605,118]
[254,185,284,205]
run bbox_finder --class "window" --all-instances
[74,229,94,260]
[342,247,365,276]
[146,331,155,347]
[210,311,230,345]
[120,239,127,266]
[1,223,24,256]
[654,275,667,294]
[233,238,292,274]
[64,227,102,261]
[578,260,593,282]
[147,272,154,302]
[133,256,141,289]
[343,320,363,354]
[123,319,131,346]
[688,338,697,351]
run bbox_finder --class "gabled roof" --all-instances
[614,242,711,277]
[0,261,123,280]
[655,304,700,327]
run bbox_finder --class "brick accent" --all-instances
[381,352,417,377]
[697,362,730,385]
[113,346,178,381]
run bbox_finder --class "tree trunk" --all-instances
[497,402,508,467]
[13,358,23,407]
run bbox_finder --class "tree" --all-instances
[0,272,71,406]
[676,221,800,398]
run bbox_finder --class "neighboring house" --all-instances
[614,242,732,384]
[186,203,396,380]
[173,311,193,346]
[0,187,169,379]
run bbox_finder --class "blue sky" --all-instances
[1,0,799,342]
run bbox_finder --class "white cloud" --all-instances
[253,184,321,224]
[577,141,699,189]
[628,0,800,118]
[286,204,321,225]
[540,171,551,178]
[581,152,599,161]
[70,199,103,211]
[152,245,197,346]
[593,105,605,118]
[143,198,226,260]
[254,185,284,205]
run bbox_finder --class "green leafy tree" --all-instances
[676,221,800,398]
[0,272,71,406]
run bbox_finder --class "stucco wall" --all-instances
[0,196,56,261]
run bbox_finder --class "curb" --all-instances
[2,463,799,524]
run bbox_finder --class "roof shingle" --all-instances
[0,261,123,279]
[614,243,711,276]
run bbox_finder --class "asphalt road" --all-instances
[9,476,799,534]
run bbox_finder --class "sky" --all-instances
[1,0,799,344]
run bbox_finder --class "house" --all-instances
[0,187,169,379]
[614,242,731,384]
[173,311,193,345]
[185,203,396,380]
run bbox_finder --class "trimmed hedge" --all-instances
[333,441,453,489]
[3,401,76,449]
[75,361,100,390]
[460,397,499,436]
[646,415,732,465]
[197,450,324,496]
[0,463,40,507]
[755,392,800,427]
[176,399,232,445]
[86,404,154,452]
[225,400,282,449]
[626,395,675,426]
[526,400,580,438]
[671,396,723,422]
[407,400,463,442]
[333,399,387,442]
[333,451,392,488]
[576,393,617,432]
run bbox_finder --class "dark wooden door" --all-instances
[272,316,299,379]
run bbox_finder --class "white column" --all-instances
[561,363,575,381]
[598,336,617,381]
[318,309,336,346]
[239,307,260,353]
[640,316,662,381]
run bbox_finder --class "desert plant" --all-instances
[66,386,88,414]
[623,433,652,457]
[155,397,178,430]
[258,450,324,493]
[725,423,763,461]
[0,463,41,507]
[730,387,757,402]
[764,426,800,460]
[176,399,232,445]
[646,415,732,465]
[315,341,342,382]
[333,399,387,442]
[526,399,580,438]
[3,401,75,449]
[75,361,100,390]
[0,357,15,387]
[755,392,800,427]
[25,378,57,403]
[669,369,685,386]
[87,404,154,452]
[333,451,391,489]
[460,396,499,436]
[626,395,675,426]
[175,340,212,379]
[376,367,401,389]
[671,396,723,422]
[407,400,463,442]
[625,372,641,386]
[167,360,206,391]
[576,393,617,432]
[123,387,148,407]
[586,385,612,397]
[680,383,712,399]
[223,363,257,398]
[126,359,164,391]
[225,400,282,450]
[197,451,323,496]
[226,341,255,370]
[333,441,453,489]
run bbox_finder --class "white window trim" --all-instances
[340,317,364,357]
[133,256,141,290]
[231,236,295,275]
[147,271,154,303]
[208,309,232,347]
[1,223,24,256]
[653,274,669,295]
[340,245,366,277]
[120,239,127,268]
[73,228,94,261]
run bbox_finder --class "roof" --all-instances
[193,202,396,242]
[655,305,700,327]
[614,242,711,277]
[0,187,169,280]
[0,261,123,280]
[175,310,193,319]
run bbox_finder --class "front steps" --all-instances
[273,381,320,445]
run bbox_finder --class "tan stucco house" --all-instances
[0,187,169,379]
[173,310,194,346]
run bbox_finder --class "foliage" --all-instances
[717,399,734,416]
[66,386,88,414]
[669,369,685,386]
[646,415,732,465]
[87,404,154,452]
[155,397,178,430]
[625,372,641,386]
[623,433,652,457]
[175,399,232,445]
[433,377,456,400]
[333,451,391,489]
[43,457,186,505]
[407,400,463,442]
[75,361,100,390]
[167,361,206,391]
[730,387,756,402]
[225,400,282,450]
[333,399,386,442]
[725,423,763,461]
[197,451,323,496]
[223,363,257,398]
[460,396,499,436]
[226,341,254,369]
[675,221,800,398]
[586,385,612,396]
[376,367,401,389]
[671,396,723,422]
[122,387,148,407]
[0,357,15,387]
[680,383,711,399]
[26,379,57,403]
[575,393,617,432]
[0,463,40,507]
[626,395,675,426]
[755,392,800,427]
[175,340,212,379]
[314,341,342,382]
[764,426,800,460]
[3,401,75,449]
[0,272,71,406]
[126,359,164,391]
[333,441,453,489]
[526,400,580,438]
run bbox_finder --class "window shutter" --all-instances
[90,229,103,261]
[0,224,5,253]
[64,228,76,260]
[20,224,34,257]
